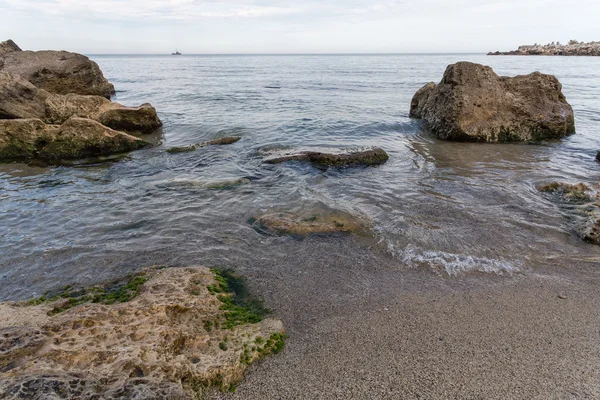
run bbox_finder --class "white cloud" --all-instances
[2,0,305,20]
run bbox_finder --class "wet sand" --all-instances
[212,243,600,400]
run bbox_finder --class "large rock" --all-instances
[0,117,150,161]
[0,49,115,98]
[409,62,575,142]
[0,39,21,56]
[0,267,285,399]
[0,72,162,133]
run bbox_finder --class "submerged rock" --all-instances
[166,136,241,153]
[161,177,251,190]
[583,219,600,244]
[251,208,370,237]
[410,62,575,142]
[0,45,115,98]
[0,117,149,161]
[0,266,285,399]
[264,147,389,168]
[0,39,21,56]
[538,182,592,202]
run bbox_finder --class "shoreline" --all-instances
[215,265,600,399]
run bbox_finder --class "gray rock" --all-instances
[0,48,115,98]
[0,39,21,56]
[410,62,575,142]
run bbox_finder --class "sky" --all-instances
[1,0,599,54]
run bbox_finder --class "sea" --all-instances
[1,54,600,301]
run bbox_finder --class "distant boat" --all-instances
[172,49,182,55]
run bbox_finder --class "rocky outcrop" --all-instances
[0,39,21,56]
[489,40,600,56]
[264,147,389,168]
[0,71,161,133]
[0,49,114,98]
[0,117,149,161]
[0,267,285,399]
[0,41,162,162]
[410,62,575,142]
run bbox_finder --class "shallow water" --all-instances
[1,54,600,300]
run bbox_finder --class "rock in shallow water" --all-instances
[251,208,370,237]
[264,147,389,168]
[0,117,150,161]
[410,62,575,142]
[166,136,241,153]
[0,267,285,399]
[538,182,592,202]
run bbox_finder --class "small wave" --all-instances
[397,246,519,276]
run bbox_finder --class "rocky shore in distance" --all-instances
[488,40,600,56]
[0,39,162,163]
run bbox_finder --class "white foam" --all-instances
[395,245,519,276]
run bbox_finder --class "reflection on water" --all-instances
[1,54,600,300]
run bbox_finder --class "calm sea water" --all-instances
[1,54,600,300]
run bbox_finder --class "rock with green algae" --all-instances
[0,266,285,399]
[166,136,241,153]
[0,117,150,161]
[263,147,389,168]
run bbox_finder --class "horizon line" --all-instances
[86,52,488,56]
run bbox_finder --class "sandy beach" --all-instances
[213,244,600,399]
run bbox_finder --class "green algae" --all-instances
[27,272,149,316]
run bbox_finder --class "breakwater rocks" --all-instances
[0,266,285,399]
[0,39,162,163]
[489,40,600,56]
[410,62,575,142]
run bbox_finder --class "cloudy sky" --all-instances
[1,0,599,54]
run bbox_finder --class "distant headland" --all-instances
[488,40,600,56]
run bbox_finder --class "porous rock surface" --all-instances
[0,267,284,399]
[410,62,575,142]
